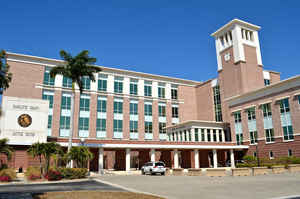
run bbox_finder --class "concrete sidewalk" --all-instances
[97,172,300,199]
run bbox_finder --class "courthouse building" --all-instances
[1,19,300,172]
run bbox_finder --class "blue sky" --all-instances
[0,0,300,82]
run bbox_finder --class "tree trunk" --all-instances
[39,155,43,177]
[67,88,75,168]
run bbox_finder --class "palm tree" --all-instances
[0,50,13,117]
[27,142,44,175]
[67,146,93,168]
[50,50,101,167]
[0,138,13,167]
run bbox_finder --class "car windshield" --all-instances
[155,162,164,167]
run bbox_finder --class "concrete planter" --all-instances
[252,167,270,176]
[232,168,251,176]
[206,168,226,177]
[165,168,172,176]
[287,164,300,173]
[187,168,202,176]
[172,168,184,176]
[272,166,287,174]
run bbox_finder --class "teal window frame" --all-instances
[113,119,123,132]
[42,92,54,109]
[130,103,138,115]
[96,118,106,131]
[265,128,275,143]
[97,98,107,112]
[159,122,166,134]
[63,77,72,88]
[79,117,89,130]
[81,76,91,90]
[98,75,107,91]
[144,104,152,116]
[158,105,166,117]
[60,116,70,130]
[43,67,55,86]
[158,87,165,98]
[130,120,138,133]
[249,131,258,144]
[79,96,90,111]
[61,95,71,110]
[114,101,123,114]
[145,121,152,133]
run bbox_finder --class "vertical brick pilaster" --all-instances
[152,100,159,140]
[166,101,172,126]
[106,95,114,139]
[89,94,97,139]
[123,97,130,139]
[138,99,145,140]
[52,89,62,137]
[73,92,80,138]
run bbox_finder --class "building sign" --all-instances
[0,96,49,145]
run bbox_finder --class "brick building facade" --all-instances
[1,19,299,172]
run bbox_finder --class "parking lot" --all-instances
[97,172,300,199]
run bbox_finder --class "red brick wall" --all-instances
[178,85,198,122]
[195,81,215,121]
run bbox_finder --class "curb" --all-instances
[0,178,91,186]
[94,178,170,199]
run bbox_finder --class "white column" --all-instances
[150,148,156,162]
[90,74,98,92]
[221,130,225,142]
[210,130,214,142]
[194,149,199,169]
[174,149,179,169]
[107,75,114,93]
[191,128,195,142]
[126,148,131,171]
[174,132,178,141]
[152,81,158,98]
[54,74,63,88]
[98,148,104,174]
[230,149,235,168]
[213,149,218,168]
[216,129,220,142]
[123,77,130,95]
[186,130,190,142]
[204,129,208,142]
[199,129,202,142]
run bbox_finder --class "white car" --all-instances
[141,161,166,175]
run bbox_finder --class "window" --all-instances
[158,83,165,98]
[213,129,217,142]
[188,131,192,141]
[60,116,70,130]
[269,151,274,159]
[264,79,270,86]
[195,129,199,141]
[80,95,90,111]
[247,108,256,120]
[298,95,300,105]
[113,119,123,132]
[130,121,138,133]
[114,100,123,114]
[253,152,257,157]
[234,111,243,145]
[184,131,187,141]
[213,85,223,122]
[219,130,222,142]
[96,119,106,131]
[158,104,166,117]
[61,94,71,110]
[114,76,123,93]
[145,121,152,133]
[234,112,242,123]
[130,79,138,95]
[81,76,90,90]
[171,85,178,100]
[201,129,205,141]
[144,103,152,116]
[98,74,107,91]
[62,76,72,88]
[262,103,272,117]
[97,97,106,112]
[159,123,166,134]
[250,131,258,144]
[43,67,55,86]
[144,81,152,97]
[279,98,294,141]
[47,115,52,129]
[172,106,178,118]
[42,91,54,108]
[130,102,138,115]
[288,149,293,157]
[207,129,211,142]
[265,129,275,143]
[79,118,89,130]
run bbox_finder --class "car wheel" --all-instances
[150,169,154,175]
[161,172,165,176]
[141,169,145,175]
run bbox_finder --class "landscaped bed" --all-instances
[33,191,165,199]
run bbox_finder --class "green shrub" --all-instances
[236,163,257,168]
[0,168,16,181]
[25,167,42,181]
[58,168,88,179]
[0,164,8,171]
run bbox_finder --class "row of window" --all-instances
[170,128,224,142]
[254,149,293,160]
[233,98,295,145]
[43,69,179,99]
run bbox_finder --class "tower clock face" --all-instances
[224,52,231,62]
[18,114,32,128]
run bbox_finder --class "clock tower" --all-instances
[211,19,264,99]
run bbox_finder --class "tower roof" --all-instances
[211,18,261,38]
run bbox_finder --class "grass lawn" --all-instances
[33,191,165,199]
